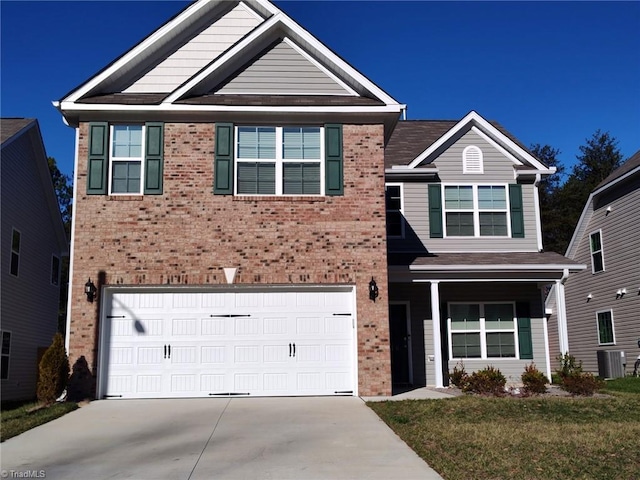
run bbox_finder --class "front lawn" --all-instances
[369,395,640,480]
[1,401,78,442]
[603,376,640,395]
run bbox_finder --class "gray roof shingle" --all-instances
[594,149,640,191]
[1,118,34,145]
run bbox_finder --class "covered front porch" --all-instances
[387,252,585,389]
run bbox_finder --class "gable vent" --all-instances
[463,145,483,174]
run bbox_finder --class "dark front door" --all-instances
[389,303,411,385]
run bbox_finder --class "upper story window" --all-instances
[589,230,605,273]
[10,229,20,277]
[448,303,518,359]
[463,145,483,174]
[385,184,404,237]
[110,125,144,194]
[596,310,615,345]
[87,122,163,196]
[51,255,61,286]
[236,126,323,195]
[444,185,508,237]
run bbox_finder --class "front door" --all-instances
[389,303,411,386]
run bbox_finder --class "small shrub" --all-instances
[556,353,582,381]
[37,333,70,405]
[562,372,605,396]
[463,366,506,396]
[448,362,468,388]
[521,363,548,395]
[551,373,563,385]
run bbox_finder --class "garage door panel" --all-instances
[102,289,355,398]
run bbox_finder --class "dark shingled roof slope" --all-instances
[385,119,534,168]
[594,149,640,191]
[1,118,34,145]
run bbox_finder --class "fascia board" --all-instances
[163,14,282,103]
[592,166,640,197]
[58,101,403,114]
[62,0,213,103]
[409,263,587,272]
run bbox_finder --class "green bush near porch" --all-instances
[368,395,640,480]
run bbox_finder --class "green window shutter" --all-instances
[324,124,343,196]
[428,184,443,238]
[144,122,164,195]
[509,184,525,238]
[214,123,234,194]
[87,122,109,195]
[516,302,533,360]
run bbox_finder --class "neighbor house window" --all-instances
[596,310,615,345]
[449,303,517,359]
[385,184,404,237]
[444,185,508,237]
[236,126,322,195]
[590,230,605,273]
[1,331,10,380]
[10,229,20,277]
[51,255,61,286]
[110,125,144,194]
[463,145,483,174]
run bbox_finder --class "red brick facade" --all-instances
[69,122,391,396]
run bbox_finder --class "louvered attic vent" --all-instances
[463,145,483,173]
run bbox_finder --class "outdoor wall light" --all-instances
[586,293,593,302]
[85,278,97,302]
[369,277,379,302]
[616,288,626,299]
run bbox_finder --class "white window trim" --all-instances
[10,228,20,278]
[1,330,11,380]
[589,229,605,274]
[51,254,61,286]
[108,124,146,196]
[442,184,511,238]
[595,309,616,346]
[234,126,325,196]
[463,145,484,174]
[385,182,405,238]
[448,302,520,360]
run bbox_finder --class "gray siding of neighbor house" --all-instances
[218,40,350,95]
[1,129,62,401]
[387,130,540,253]
[441,282,547,384]
[563,177,640,375]
[389,281,548,386]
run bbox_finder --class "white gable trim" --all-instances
[407,111,549,171]
[63,0,215,103]
[470,126,523,166]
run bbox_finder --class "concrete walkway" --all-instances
[1,397,444,480]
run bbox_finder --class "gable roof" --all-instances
[594,149,640,190]
[1,118,68,253]
[385,111,555,176]
[55,0,404,132]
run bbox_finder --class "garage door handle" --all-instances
[164,345,167,359]
[168,345,171,358]
[289,343,292,357]
[293,343,296,357]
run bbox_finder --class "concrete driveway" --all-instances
[1,397,443,480]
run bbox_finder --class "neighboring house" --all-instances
[384,114,584,387]
[1,118,68,401]
[547,150,640,376]
[56,0,403,399]
[55,0,580,400]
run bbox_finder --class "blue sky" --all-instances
[1,1,639,179]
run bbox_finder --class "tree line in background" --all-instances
[532,130,623,254]
[44,129,624,332]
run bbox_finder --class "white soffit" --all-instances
[123,3,262,94]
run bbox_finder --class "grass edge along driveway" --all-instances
[368,387,640,480]
[1,401,78,442]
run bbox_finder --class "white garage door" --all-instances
[99,288,356,399]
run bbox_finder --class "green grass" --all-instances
[603,376,640,394]
[1,401,78,442]
[369,395,640,480]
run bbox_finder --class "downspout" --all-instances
[556,268,570,356]
[533,173,543,251]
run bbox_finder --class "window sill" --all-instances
[232,196,328,203]
[108,195,144,201]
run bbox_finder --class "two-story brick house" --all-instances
[56,0,404,399]
[57,0,580,399]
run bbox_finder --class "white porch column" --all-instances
[430,281,444,388]
[555,278,569,355]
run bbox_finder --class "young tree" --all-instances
[47,157,73,237]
